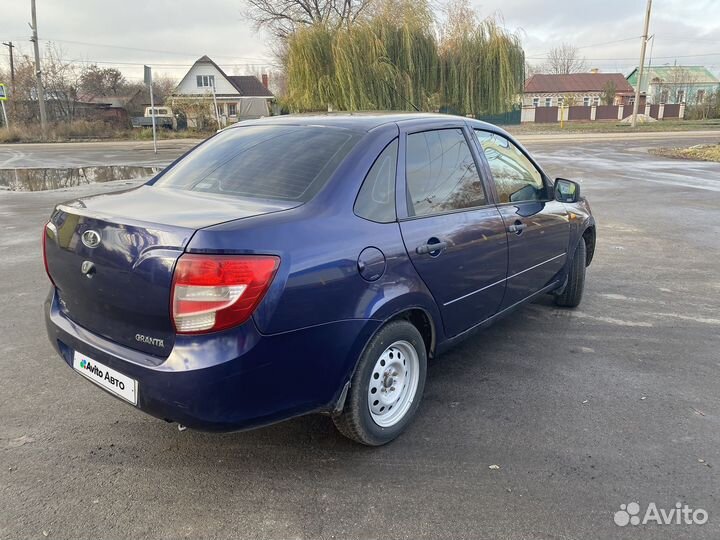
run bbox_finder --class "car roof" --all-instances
[227,112,502,133]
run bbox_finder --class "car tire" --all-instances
[333,320,427,446]
[554,239,587,308]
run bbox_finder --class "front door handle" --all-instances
[416,240,447,255]
[507,220,527,235]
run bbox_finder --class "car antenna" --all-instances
[380,79,420,112]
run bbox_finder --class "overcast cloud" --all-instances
[1,0,719,82]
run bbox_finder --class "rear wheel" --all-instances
[554,239,587,308]
[333,320,427,446]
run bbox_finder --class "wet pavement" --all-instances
[1,133,719,539]
[0,165,162,191]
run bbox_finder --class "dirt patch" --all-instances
[649,144,720,162]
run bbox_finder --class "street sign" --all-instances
[144,66,152,86]
[0,84,7,100]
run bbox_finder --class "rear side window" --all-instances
[153,125,360,202]
[405,129,487,217]
[354,139,398,223]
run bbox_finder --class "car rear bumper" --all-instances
[45,289,379,432]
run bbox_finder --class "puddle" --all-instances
[0,165,163,191]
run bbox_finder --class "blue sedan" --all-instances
[43,114,596,445]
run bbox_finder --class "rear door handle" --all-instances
[416,241,447,255]
[507,221,527,234]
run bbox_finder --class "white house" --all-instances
[173,55,274,127]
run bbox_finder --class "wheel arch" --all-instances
[331,304,439,414]
[582,225,596,266]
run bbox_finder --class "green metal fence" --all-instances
[439,106,521,125]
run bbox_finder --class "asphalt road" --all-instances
[1,132,719,539]
[0,139,201,169]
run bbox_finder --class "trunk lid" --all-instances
[45,185,297,356]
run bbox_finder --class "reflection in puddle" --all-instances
[0,166,163,191]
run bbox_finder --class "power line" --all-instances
[39,37,273,64]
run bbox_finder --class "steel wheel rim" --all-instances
[367,340,420,428]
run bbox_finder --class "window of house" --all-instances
[583,96,590,106]
[676,90,685,103]
[660,90,669,103]
[354,139,398,223]
[227,103,237,116]
[405,129,487,217]
[532,97,539,107]
[558,96,565,106]
[697,90,705,103]
[545,97,553,107]
[592,96,600,106]
[196,75,215,88]
[474,130,545,204]
[216,103,225,115]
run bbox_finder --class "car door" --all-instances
[473,129,570,309]
[397,124,508,337]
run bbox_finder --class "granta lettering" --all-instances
[135,334,164,347]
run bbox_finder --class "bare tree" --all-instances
[79,65,127,98]
[601,80,616,105]
[243,0,373,38]
[544,43,587,75]
[151,74,178,103]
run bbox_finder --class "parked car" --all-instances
[131,106,176,129]
[43,114,596,446]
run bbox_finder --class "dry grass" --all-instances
[649,144,720,162]
[0,121,213,144]
[507,119,720,135]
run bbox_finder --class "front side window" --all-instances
[354,139,398,223]
[405,129,487,217]
[474,130,545,204]
[153,125,360,202]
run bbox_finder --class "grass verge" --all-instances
[505,119,720,135]
[649,144,720,162]
[0,121,215,144]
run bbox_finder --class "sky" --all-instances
[1,0,719,84]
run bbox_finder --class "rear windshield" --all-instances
[153,125,360,202]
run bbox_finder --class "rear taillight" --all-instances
[42,222,56,286]
[171,254,280,334]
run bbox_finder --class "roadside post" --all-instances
[0,83,8,131]
[144,66,158,154]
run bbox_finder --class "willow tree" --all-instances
[284,0,524,115]
[439,19,524,114]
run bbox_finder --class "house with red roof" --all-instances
[523,72,637,108]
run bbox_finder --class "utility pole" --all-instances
[144,65,158,154]
[1,41,15,93]
[30,0,48,134]
[631,0,652,128]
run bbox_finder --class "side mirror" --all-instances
[555,178,581,203]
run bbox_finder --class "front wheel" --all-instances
[333,320,427,446]
[554,239,587,308]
